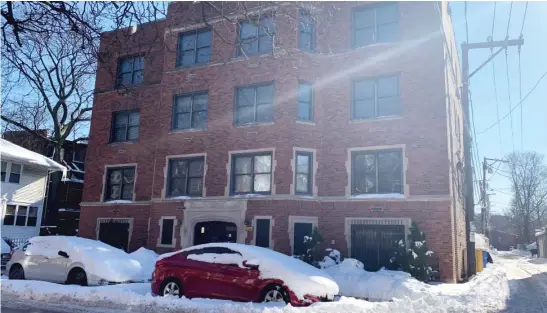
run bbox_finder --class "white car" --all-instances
[1,238,12,271]
[7,236,150,285]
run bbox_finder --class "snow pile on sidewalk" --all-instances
[130,247,158,279]
[323,258,432,301]
[1,261,511,313]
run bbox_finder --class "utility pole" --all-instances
[481,157,509,237]
[461,37,523,279]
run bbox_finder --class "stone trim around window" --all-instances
[344,217,411,258]
[162,153,208,199]
[288,215,318,255]
[344,144,408,197]
[251,215,274,249]
[100,163,138,202]
[95,217,134,250]
[290,147,318,196]
[224,148,276,196]
[157,216,178,248]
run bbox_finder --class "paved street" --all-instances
[1,308,67,313]
[500,254,547,312]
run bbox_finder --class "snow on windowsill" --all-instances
[104,200,134,204]
[61,178,84,183]
[168,196,203,200]
[351,193,405,199]
[231,194,266,198]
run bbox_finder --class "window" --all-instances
[353,3,399,47]
[8,163,21,184]
[351,149,403,195]
[167,157,204,197]
[299,10,315,51]
[160,218,175,246]
[177,29,211,67]
[297,82,313,121]
[3,204,37,226]
[231,153,272,195]
[116,55,144,88]
[293,222,313,255]
[238,17,275,56]
[173,93,208,130]
[1,161,6,182]
[111,110,140,142]
[235,83,274,125]
[295,152,313,195]
[255,218,271,248]
[105,167,135,201]
[353,76,400,119]
[3,204,15,225]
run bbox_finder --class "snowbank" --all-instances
[323,259,432,301]
[474,233,490,250]
[26,236,147,283]
[160,243,339,300]
[1,262,511,313]
[130,247,158,279]
[0,138,66,177]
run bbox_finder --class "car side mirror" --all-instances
[58,251,69,258]
[242,260,259,270]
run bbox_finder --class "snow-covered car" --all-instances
[152,243,339,306]
[1,238,12,270]
[7,236,151,285]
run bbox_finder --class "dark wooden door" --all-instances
[193,221,237,245]
[293,222,313,255]
[98,220,130,251]
[351,224,405,271]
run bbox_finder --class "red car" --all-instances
[151,243,338,306]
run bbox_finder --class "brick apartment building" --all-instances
[80,1,467,282]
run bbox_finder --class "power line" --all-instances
[491,2,496,39]
[489,3,503,155]
[506,1,513,38]
[505,49,515,151]
[477,70,547,134]
[465,2,469,43]
[518,2,528,150]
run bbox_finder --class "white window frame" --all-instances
[251,216,274,249]
[157,216,178,248]
[2,203,38,227]
[1,161,23,184]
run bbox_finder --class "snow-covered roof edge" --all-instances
[1,139,67,177]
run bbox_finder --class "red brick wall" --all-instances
[81,1,461,281]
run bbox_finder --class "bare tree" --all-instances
[2,31,94,161]
[506,152,547,243]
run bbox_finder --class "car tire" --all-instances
[8,264,25,280]
[67,268,88,286]
[160,278,183,298]
[261,284,289,304]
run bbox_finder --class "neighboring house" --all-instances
[536,228,547,258]
[2,130,87,236]
[80,2,467,282]
[489,215,519,251]
[1,139,66,246]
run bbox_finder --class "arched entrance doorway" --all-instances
[194,221,237,245]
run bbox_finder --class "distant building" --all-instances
[536,228,546,257]
[489,215,518,251]
[1,139,66,246]
[2,131,87,235]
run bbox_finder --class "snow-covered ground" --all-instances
[6,254,544,313]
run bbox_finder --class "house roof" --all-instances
[1,138,66,176]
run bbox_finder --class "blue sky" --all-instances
[450,2,547,215]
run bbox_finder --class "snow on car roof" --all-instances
[27,236,147,282]
[158,242,339,300]
[1,139,67,176]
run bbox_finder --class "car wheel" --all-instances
[8,264,25,280]
[261,284,289,304]
[160,278,182,298]
[67,268,88,286]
